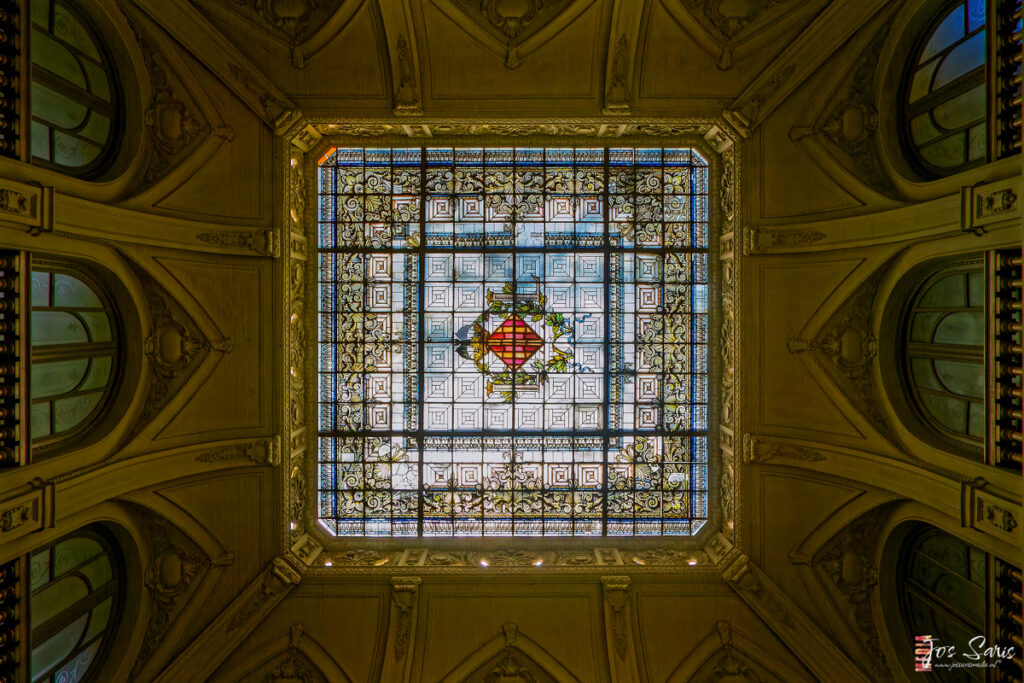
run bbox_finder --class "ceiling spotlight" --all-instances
[324,560,333,567]
[479,559,489,567]
[534,559,544,567]
[688,559,698,566]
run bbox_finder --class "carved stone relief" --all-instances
[129,262,230,436]
[814,23,895,196]
[131,510,226,676]
[445,0,574,68]
[266,625,328,683]
[214,0,344,43]
[787,266,895,445]
[603,33,631,114]
[814,507,892,681]
[125,13,211,192]
[683,0,795,39]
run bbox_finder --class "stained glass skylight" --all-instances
[317,147,709,537]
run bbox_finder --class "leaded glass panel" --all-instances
[317,147,710,537]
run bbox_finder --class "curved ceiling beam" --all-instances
[131,0,297,129]
[724,0,889,137]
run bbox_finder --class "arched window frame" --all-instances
[901,256,987,459]
[899,0,990,179]
[27,0,122,178]
[25,526,124,683]
[29,257,120,453]
[886,523,1023,682]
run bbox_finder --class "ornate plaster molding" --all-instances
[0,178,53,235]
[155,556,302,683]
[601,576,641,681]
[379,576,422,682]
[724,555,872,682]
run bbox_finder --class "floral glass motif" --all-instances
[317,147,709,537]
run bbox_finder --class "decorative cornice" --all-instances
[309,117,726,140]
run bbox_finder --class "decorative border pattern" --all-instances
[278,118,743,571]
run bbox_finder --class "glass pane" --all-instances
[31,120,52,161]
[31,28,86,88]
[31,359,89,398]
[934,30,986,89]
[911,357,942,391]
[910,61,939,103]
[53,392,102,433]
[81,60,109,102]
[79,356,112,391]
[921,5,966,63]
[30,550,51,591]
[932,83,986,131]
[911,113,943,145]
[53,537,103,576]
[31,402,52,438]
[967,400,985,437]
[79,111,110,145]
[31,82,88,130]
[31,0,50,29]
[53,130,101,168]
[32,311,88,346]
[31,270,52,307]
[967,0,985,31]
[935,359,985,397]
[30,613,88,682]
[82,598,111,643]
[921,392,968,432]
[53,3,101,61]
[911,311,943,342]
[933,311,984,345]
[920,274,967,307]
[77,555,111,590]
[968,122,986,160]
[49,638,100,683]
[79,312,111,342]
[967,269,985,306]
[31,575,89,626]
[920,134,966,168]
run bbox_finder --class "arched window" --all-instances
[29,0,119,176]
[902,0,988,176]
[30,262,117,447]
[900,527,987,674]
[903,260,985,457]
[28,527,122,682]
[893,525,1022,681]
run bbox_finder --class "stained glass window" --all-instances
[29,528,121,683]
[30,0,118,174]
[903,0,988,175]
[317,147,709,537]
[30,264,117,446]
[904,260,985,457]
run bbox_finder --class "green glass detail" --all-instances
[53,3,101,61]
[31,359,89,398]
[54,392,102,432]
[30,613,88,681]
[31,575,89,626]
[53,537,103,576]
[31,28,86,88]
[31,81,88,130]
